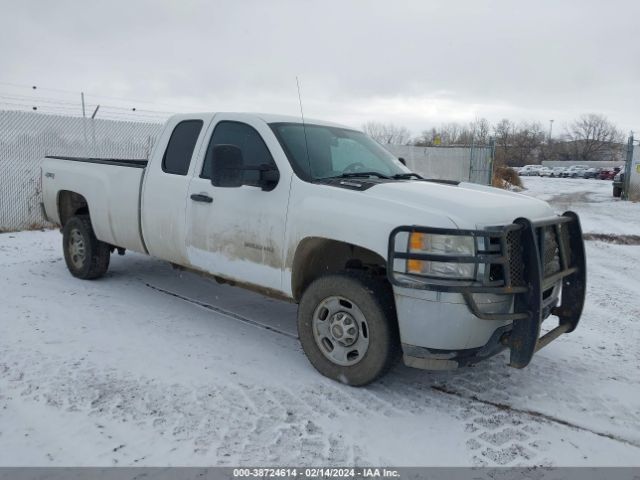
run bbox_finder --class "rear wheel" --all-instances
[62,215,110,279]
[613,186,622,198]
[297,272,400,386]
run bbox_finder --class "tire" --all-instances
[62,215,110,279]
[297,271,400,386]
[613,186,622,198]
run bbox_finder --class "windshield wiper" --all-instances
[328,172,391,179]
[392,172,423,180]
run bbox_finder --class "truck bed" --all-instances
[41,155,148,254]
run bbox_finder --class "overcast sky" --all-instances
[2,0,639,136]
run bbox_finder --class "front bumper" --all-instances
[387,211,586,369]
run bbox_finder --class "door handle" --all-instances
[190,193,213,203]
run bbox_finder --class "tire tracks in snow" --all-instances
[431,385,640,450]
[140,271,640,463]
[583,233,640,245]
[143,281,298,340]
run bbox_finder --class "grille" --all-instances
[506,229,525,286]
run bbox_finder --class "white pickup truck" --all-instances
[41,113,586,385]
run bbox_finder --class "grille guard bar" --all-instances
[387,211,586,368]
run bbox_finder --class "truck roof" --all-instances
[168,112,353,130]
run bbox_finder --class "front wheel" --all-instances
[297,272,400,386]
[62,215,110,279]
[613,186,622,198]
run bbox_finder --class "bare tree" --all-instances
[493,119,515,165]
[415,118,491,147]
[416,127,439,146]
[362,121,411,145]
[512,122,545,165]
[564,114,623,161]
[493,119,544,166]
[439,122,462,145]
[470,117,491,145]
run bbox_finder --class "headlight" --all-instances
[405,232,476,280]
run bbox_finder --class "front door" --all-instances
[185,117,290,293]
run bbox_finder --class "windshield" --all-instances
[270,122,409,181]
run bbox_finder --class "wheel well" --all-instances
[291,237,387,302]
[57,190,89,226]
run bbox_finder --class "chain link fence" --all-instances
[0,110,163,232]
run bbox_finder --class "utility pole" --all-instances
[548,119,554,142]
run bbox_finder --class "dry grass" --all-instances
[492,166,523,190]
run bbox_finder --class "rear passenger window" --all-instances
[162,120,203,175]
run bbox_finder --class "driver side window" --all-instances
[201,121,277,186]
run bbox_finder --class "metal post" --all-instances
[468,138,475,182]
[548,119,554,142]
[622,134,633,201]
[81,92,89,157]
[488,136,496,185]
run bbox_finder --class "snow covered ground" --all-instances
[1,177,639,467]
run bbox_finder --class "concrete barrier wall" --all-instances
[384,145,492,184]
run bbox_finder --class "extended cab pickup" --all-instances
[41,113,586,385]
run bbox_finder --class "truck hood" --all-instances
[365,180,555,228]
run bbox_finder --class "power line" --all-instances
[0,92,176,116]
[0,80,199,112]
[0,103,167,123]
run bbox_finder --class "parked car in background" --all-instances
[562,165,589,178]
[539,167,553,177]
[549,167,566,178]
[519,165,544,176]
[598,168,617,180]
[582,168,599,179]
[613,167,626,197]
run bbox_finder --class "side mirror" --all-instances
[211,144,244,187]
[258,165,280,191]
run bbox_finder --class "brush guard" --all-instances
[388,211,586,368]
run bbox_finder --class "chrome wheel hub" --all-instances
[68,228,86,269]
[312,296,370,366]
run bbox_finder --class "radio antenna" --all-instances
[296,76,312,175]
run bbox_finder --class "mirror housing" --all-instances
[211,144,244,188]
[258,165,280,191]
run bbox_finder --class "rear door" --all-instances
[185,115,291,293]
[141,115,210,266]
